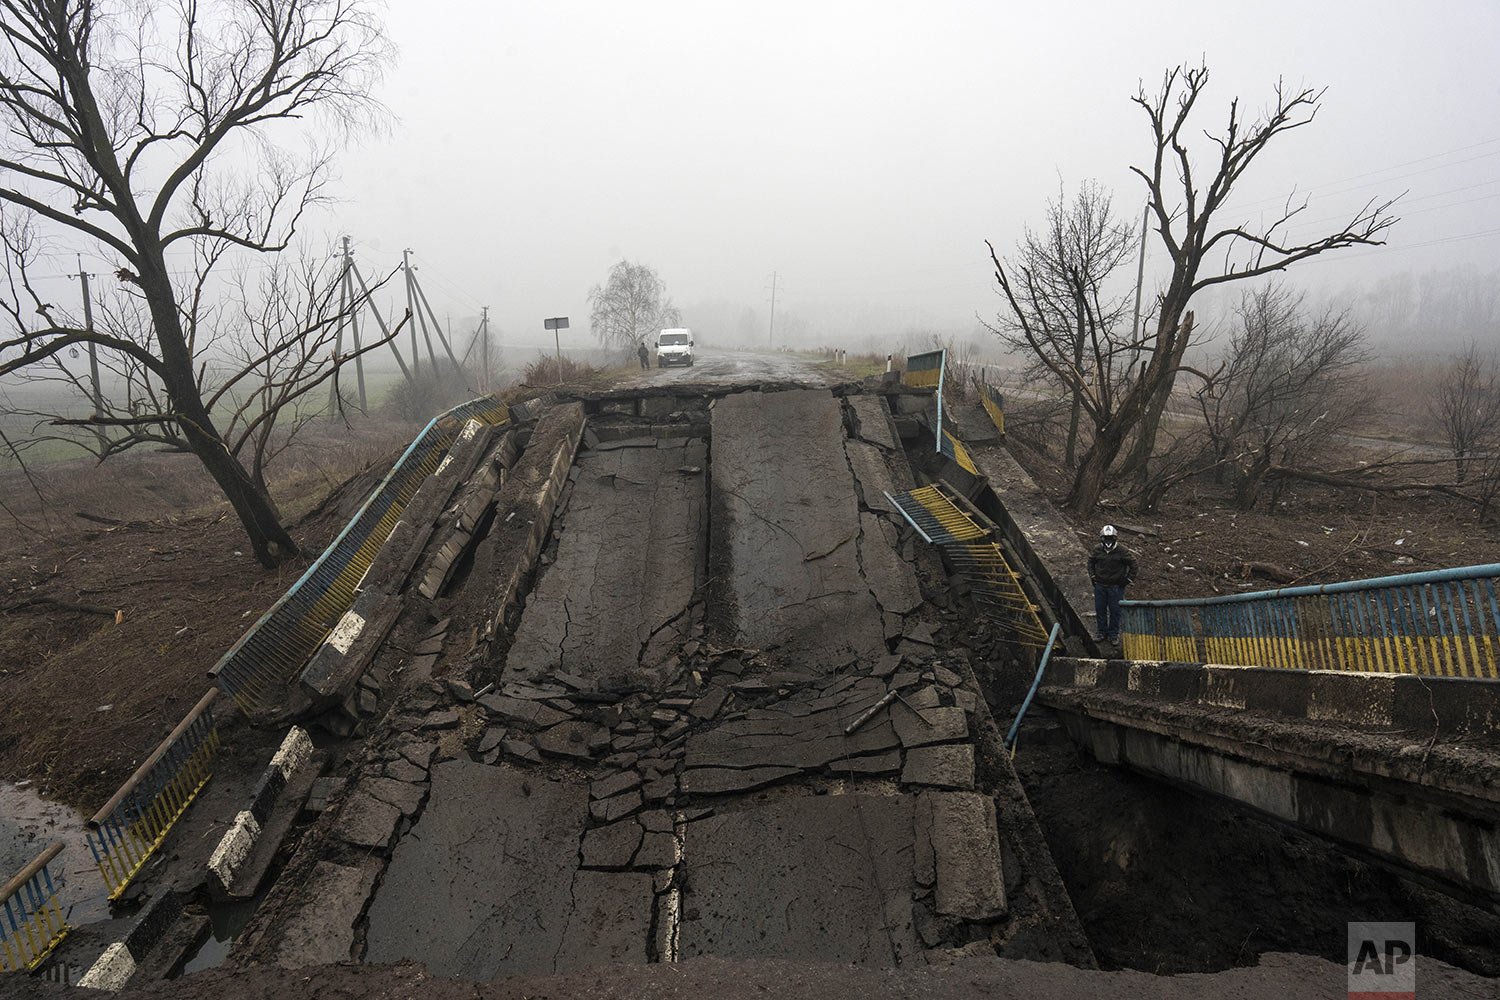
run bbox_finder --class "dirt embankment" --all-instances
[1003,436,1500,601]
[0,423,414,806]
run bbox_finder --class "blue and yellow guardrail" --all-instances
[210,395,508,712]
[886,483,1048,646]
[85,689,221,901]
[0,842,70,972]
[903,348,943,389]
[979,381,1005,436]
[1121,564,1500,677]
[902,348,980,476]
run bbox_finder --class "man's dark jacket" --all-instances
[1089,541,1137,587]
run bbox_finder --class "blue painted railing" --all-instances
[1121,563,1500,678]
[0,842,69,972]
[209,395,507,711]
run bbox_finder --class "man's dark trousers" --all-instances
[1094,584,1125,641]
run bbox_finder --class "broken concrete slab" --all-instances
[264,859,381,969]
[476,727,507,755]
[590,788,644,824]
[364,762,588,978]
[678,794,919,965]
[331,791,402,850]
[506,438,707,687]
[844,439,901,514]
[928,791,1007,922]
[357,775,426,816]
[634,829,677,869]
[502,738,542,764]
[831,749,903,776]
[590,770,643,801]
[891,704,969,748]
[398,741,438,770]
[536,720,606,760]
[689,686,729,720]
[709,389,888,671]
[680,765,802,796]
[554,871,655,972]
[901,744,975,789]
[480,694,572,730]
[384,759,427,784]
[847,394,900,451]
[581,819,643,870]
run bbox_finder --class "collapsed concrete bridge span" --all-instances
[219,378,1092,979]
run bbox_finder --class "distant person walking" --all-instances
[637,341,650,369]
[1088,524,1137,646]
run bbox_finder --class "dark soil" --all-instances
[1005,436,1500,601]
[6,953,1497,1000]
[0,422,415,807]
[1011,709,1500,977]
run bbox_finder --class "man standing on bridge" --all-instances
[637,340,650,369]
[1089,524,1137,647]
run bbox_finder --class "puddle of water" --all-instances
[0,782,111,925]
[178,893,263,976]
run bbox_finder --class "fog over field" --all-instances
[318,1,1500,353]
[2,1,1493,363]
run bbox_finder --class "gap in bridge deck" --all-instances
[349,386,1043,977]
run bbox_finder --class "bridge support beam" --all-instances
[1039,658,1500,908]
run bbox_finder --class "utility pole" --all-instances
[350,261,416,386]
[480,306,490,391]
[408,270,468,380]
[347,238,368,413]
[403,249,440,375]
[72,255,105,452]
[767,271,779,348]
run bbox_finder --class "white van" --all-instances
[656,328,694,367]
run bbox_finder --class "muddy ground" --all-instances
[0,419,416,806]
[1003,436,1500,600]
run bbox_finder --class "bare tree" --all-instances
[0,0,390,566]
[1,237,408,498]
[986,180,1137,471]
[587,260,680,352]
[1045,63,1397,514]
[1197,283,1369,509]
[1431,343,1500,484]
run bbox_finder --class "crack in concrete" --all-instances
[838,403,897,630]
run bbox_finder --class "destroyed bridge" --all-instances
[4,349,1499,994]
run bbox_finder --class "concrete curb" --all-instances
[1046,656,1500,735]
[75,890,183,991]
[207,727,314,893]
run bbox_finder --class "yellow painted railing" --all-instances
[0,842,70,972]
[85,689,220,901]
[1122,565,1500,677]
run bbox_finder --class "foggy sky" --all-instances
[327,1,1500,352]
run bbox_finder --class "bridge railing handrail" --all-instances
[1120,562,1500,677]
[0,841,70,973]
[88,688,219,828]
[1122,562,1500,608]
[208,394,508,710]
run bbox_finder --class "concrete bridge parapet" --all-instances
[1038,656,1500,908]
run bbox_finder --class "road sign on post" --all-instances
[544,316,569,385]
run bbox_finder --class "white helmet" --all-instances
[1100,524,1118,538]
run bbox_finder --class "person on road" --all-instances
[637,341,650,369]
[1088,524,1137,646]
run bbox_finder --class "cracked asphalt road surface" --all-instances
[505,437,708,687]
